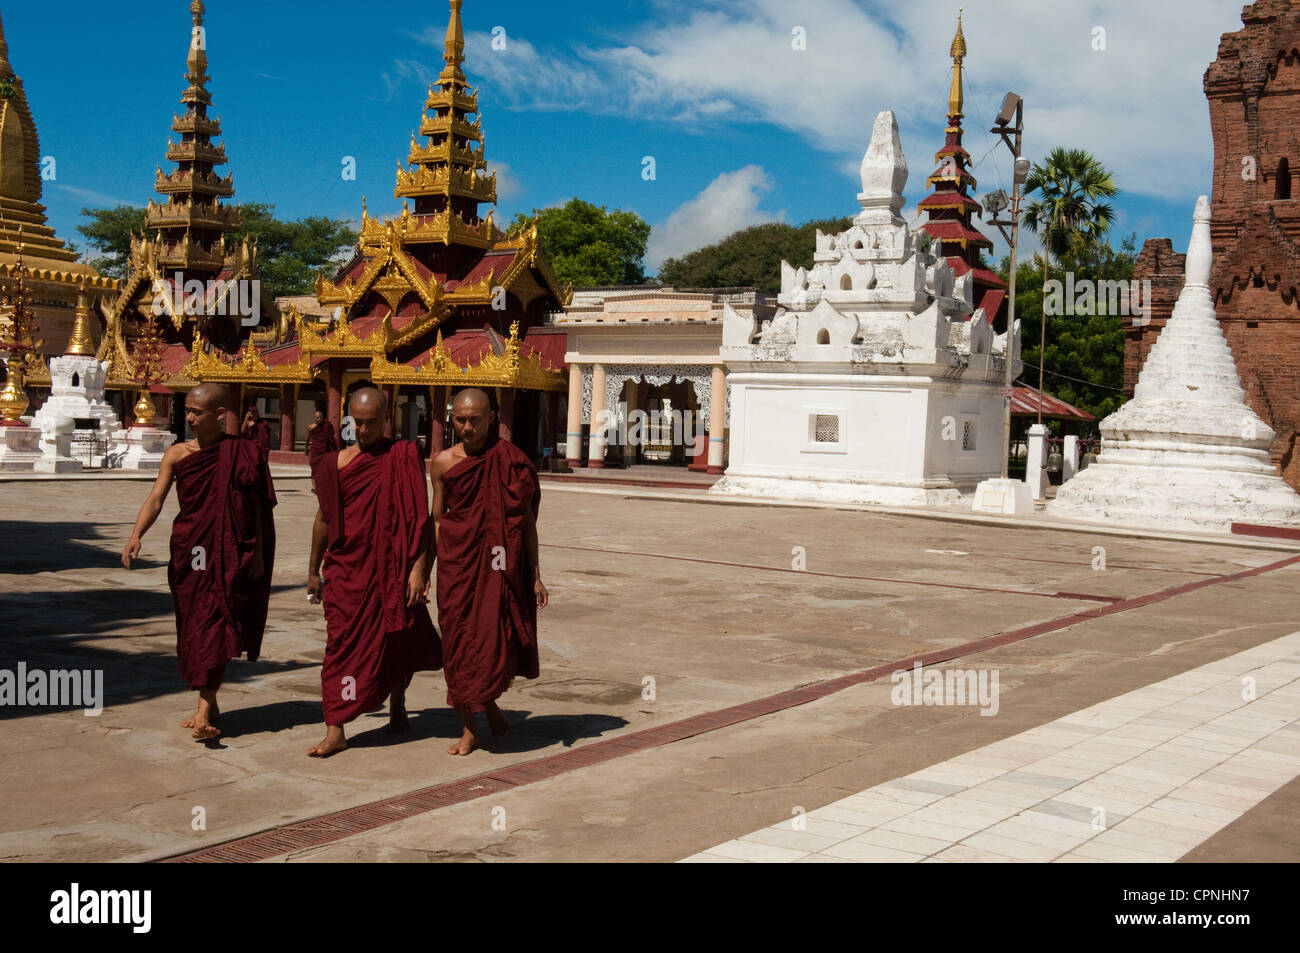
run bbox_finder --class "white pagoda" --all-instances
[1049,197,1300,532]
[712,110,1019,506]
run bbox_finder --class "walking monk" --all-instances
[121,383,276,740]
[306,387,441,757]
[430,388,548,756]
[305,409,338,468]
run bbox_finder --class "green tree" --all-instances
[511,198,650,286]
[1019,147,1121,425]
[76,205,146,278]
[658,218,853,293]
[77,204,357,301]
[1002,234,1136,422]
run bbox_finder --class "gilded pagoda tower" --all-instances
[917,14,1008,328]
[235,0,571,459]
[0,10,111,371]
[96,0,264,430]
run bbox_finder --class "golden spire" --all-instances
[948,9,966,120]
[65,279,95,356]
[443,0,466,82]
[0,9,11,77]
[187,0,209,90]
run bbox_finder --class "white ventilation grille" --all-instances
[814,414,840,444]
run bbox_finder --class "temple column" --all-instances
[623,378,640,467]
[707,365,726,474]
[497,387,515,443]
[226,382,242,435]
[565,364,583,467]
[428,386,445,454]
[327,364,342,435]
[589,363,606,468]
[384,385,398,438]
[279,384,295,452]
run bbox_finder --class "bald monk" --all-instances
[430,388,548,755]
[306,409,338,468]
[306,387,441,757]
[121,383,276,740]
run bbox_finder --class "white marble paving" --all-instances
[682,632,1300,863]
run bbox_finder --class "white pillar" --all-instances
[1062,434,1080,483]
[707,365,726,474]
[565,365,583,466]
[589,363,607,468]
[1026,423,1049,501]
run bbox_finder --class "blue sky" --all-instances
[10,0,1247,276]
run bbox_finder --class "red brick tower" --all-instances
[1129,0,1300,487]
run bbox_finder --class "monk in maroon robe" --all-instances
[241,407,271,457]
[306,387,441,757]
[122,383,276,740]
[431,388,547,756]
[306,410,339,467]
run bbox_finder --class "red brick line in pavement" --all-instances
[543,542,1126,603]
[160,550,1300,863]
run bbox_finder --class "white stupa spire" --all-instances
[1048,196,1300,532]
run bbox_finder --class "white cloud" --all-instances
[645,165,784,270]
[427,0,1243,206]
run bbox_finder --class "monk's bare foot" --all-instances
[447,729,478,756]
[181,696,220,730]
[308,726,347,757]
[387,708,410,734]
[486,703,509,738]
[191,723,221,741]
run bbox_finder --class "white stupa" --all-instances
[712,110,1017,506]
[31,287,125,471]
[1049,196,1300,532]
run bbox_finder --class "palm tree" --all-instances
[1022,148,1119,424]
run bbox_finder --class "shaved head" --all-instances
[349,385,388,415]
[450,387,495,453]
[452,388,491,415]
[348,385,389,448]
[189,382,230,412]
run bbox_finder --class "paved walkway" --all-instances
[684,632,1300,863]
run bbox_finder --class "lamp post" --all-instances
[985,92,1027,480]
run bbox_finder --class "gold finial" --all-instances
[445,0,465,71]
[65,278,95,356]
[948,10,966,119]
[0,9,11,77]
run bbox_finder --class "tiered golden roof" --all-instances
[142,0,241,276]
[392,0,498,219]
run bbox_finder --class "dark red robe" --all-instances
[168,435,277,689]
[312,439,441,725]
[306,420,339,468]
[437,436,541,712]
[242,419,271,457]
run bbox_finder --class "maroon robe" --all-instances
[312,439,441,725]
[437,436,541,712]
[168,435,277,689]
[307,420,339,468]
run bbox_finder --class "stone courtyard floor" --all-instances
[1,469,1298,863]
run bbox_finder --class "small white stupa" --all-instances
[32,286,125,471]
[1049,196,1300,532]
[712,110,1018,506]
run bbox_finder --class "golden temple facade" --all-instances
[0,10,112,378]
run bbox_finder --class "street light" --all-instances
[985,93,1024,480]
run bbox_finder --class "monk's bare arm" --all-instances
[307,505,328,602]
[121,445,181,568]
[523,506,548,610]
[428,451,451,548]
